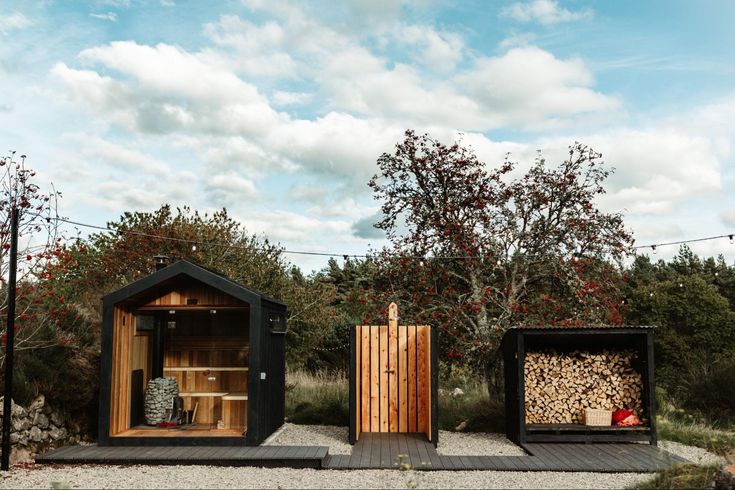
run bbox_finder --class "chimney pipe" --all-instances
[153,255,170,271]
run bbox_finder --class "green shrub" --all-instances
[679,355,735,424]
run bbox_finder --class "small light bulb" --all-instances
[191,244,197,251]
[679,283,683,288]
[649,292,654,297]
[715,272,719,277]
[419,260,425,267]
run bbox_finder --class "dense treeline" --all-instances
[4,133,734,435]
[7,209,735,433]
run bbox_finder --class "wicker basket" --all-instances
[584,408,612,426]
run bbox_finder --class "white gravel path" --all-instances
[263,423,352,454]
[436,430,526,456]
[0,465,651,489]
[3,427,722,489]
[263,424,525,456]
[658,440,725,466]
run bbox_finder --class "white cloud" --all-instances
[54,41,284,135]
[77,135,170,175]
[203,16,296,78]
[459,46,619,126]
[245,209,351,242]
[395,24,465,71]
[0,12,32,34]
[499,32,536,49]
[272,90,312,106]
[204,173,259,204]
[721,210,735,228]
[90,12,118,22]
[500,0,593,25]
[199,11,616,131]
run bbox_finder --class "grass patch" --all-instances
[657,389,735,455]
[285,369,504,431]
[285,370,349,426]
[657,416,735,456]
[437,374,504,432]
[633,464,721,489]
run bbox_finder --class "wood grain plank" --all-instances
[355,325,361,441]
[370,326,380,432]
[416,326,427,434]
[379,325,389,432]
[388,322,398,433]
[361,326,371,434]
[398,325,408,433]
[423,325,431,441]
[407,326,417,433]
[414,435,432,470]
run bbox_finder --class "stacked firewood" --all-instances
[524,349,643,424]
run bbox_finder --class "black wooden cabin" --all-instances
[501,326,657,445]
[98,260,286,446]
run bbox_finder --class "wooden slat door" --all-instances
[350,303,436,444]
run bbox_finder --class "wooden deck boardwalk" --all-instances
[37,434,689,473]
[36,445,329,468]
[322,433,688,472]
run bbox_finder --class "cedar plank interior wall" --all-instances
[353,321,433,442]
[144,283,246,307]
[109,282,248,436]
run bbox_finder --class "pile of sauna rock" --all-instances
[0,394,83,465]
[144,377,179,425]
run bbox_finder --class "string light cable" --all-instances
[31,214,735,262]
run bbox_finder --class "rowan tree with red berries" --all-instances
[365,131,634,399]
[0,152,88,366]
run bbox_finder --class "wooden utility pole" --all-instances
[1,207,19,470]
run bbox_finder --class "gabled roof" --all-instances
[102,259,286,309]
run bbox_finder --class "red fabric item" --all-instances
[612,409,633,424]
[617,414,641,426]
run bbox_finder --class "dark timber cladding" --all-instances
[349,303,438,446]
[500,326,657,445]
[98,260,286,447]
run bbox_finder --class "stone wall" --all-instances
[0,395,84,466]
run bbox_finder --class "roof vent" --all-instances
[153,255,170,271]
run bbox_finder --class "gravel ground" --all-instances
[2,428,721,489]
[658,440,725,466]
[0,465,651,489]
[263,424,525,456]
[436,430,526,456]
[263,423,352,454]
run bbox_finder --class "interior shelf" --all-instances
[222,393,248,401]
[163,367,248,372]
[178,392,248,400]
[179,392,229,397]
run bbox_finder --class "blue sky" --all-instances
[1,0,734,271]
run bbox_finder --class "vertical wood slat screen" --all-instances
[354,303,432,442]
[110,308,136,436]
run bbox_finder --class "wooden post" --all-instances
[1,208,19,471]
